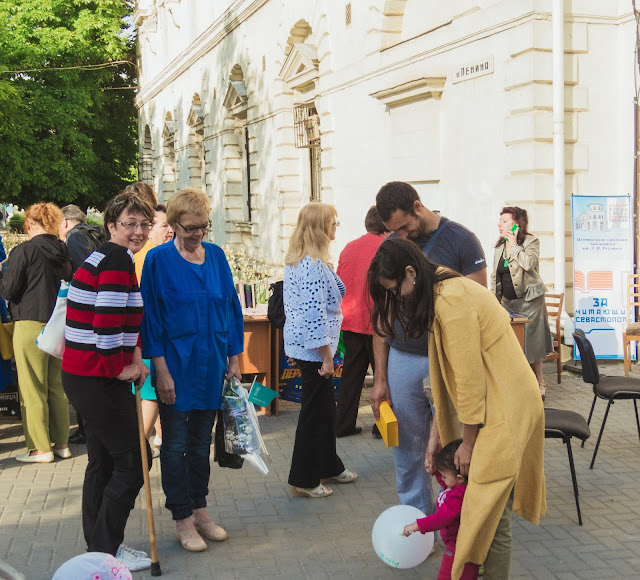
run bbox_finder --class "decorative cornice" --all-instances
[136,0,270,108]
[370,77,446,107]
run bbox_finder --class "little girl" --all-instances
[403,439,479,580]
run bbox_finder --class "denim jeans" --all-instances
[158,403,216,521]
[387,347,433,516]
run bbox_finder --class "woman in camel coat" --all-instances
[368,238,545,580]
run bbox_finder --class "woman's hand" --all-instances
[455,424,480,477]
[403,523,419,537]
[425,417,441,474]
[116,364,141,383]
[318,358,334,378]
[318,345,334,379]
[132,346,149,388]
[504,229,517,249]
[225,355,242,380]
[152,356,176,405]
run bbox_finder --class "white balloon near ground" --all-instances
[372,505,435,569]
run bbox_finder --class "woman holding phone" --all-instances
[491,206,551,399]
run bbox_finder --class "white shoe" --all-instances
[53,447,72,459]
[16,451,54,464]
[116,545,151,571]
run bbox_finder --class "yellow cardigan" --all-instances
[428,276,546,580]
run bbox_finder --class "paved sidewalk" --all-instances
[2,362,640,579]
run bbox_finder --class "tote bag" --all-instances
[36,281,69,359]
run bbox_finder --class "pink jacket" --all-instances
[416,472,467,548]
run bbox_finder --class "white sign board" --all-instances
[452,56,494,84]
[572,195,633,359]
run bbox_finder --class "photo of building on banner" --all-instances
[571,195,633,359]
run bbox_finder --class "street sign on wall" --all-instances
[572,195,633,359]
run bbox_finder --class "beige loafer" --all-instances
[175,528,207,552]
[53,447,72,459]
[16,452,54,464]
[194,521,228,542]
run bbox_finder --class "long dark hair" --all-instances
[495,206,530,247]
[367,238,460,341]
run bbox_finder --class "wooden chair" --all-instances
[544,293,564,383]
[572,330,640,469]
[623,273,640,376]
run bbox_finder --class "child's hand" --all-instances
[403,522,419,537]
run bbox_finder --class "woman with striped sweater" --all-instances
[61,192,155,572]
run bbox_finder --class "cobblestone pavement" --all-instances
[2,362,640,579]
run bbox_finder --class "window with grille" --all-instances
[294,103,320,148]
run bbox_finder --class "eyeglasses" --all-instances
[115,221,153,232]
[176,220,212,235]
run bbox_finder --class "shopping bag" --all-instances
[213,409,244,469]
[0,322,14,360]
[36,281,69,359]
[220,377,269,474]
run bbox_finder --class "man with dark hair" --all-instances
[335,207,388,437]
[60,205,106,273]
[59,204,106,445]
[371,181,486,518]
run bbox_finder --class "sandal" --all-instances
[290,483,333,498]
[539,383,546,402]
[321,469,358,484]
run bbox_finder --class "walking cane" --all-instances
[135,386,162,576]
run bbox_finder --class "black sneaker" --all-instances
[68,429,87,445]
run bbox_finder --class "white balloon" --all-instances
[372,505,435,569]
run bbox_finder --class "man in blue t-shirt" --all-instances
[371,181,486,518]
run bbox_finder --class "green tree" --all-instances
[0,0,137,210]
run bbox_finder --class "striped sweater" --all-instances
[62,242,143,378]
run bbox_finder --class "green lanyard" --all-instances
[503,241,509,268]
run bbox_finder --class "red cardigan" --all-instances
[62,242,143,378]
[336,232,384,335]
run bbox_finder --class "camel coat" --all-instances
[428,276,546,580]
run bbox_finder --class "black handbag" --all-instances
[267,280,285,328]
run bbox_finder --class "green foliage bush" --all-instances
[87,216,104,227]
[8,214,25,234]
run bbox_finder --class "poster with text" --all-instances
[572,195,633,359]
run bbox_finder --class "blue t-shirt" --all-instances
[389,217,486,355]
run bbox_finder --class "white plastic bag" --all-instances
[221,377,269,474]
[36,281,68,359]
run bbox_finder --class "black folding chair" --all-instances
[544,408,590,525]
[572,330,640,468]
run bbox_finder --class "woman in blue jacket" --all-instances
[141,188,244,553]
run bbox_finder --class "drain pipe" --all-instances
[552,0,571,342]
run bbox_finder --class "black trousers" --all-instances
[288,360,345,488]
[336,331,375,436]
[62,371,151,555]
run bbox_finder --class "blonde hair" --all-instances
[285,202,337,266]
[166,188,210,227]
[25,203,63,235]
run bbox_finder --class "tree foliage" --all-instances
[0,0,137,210]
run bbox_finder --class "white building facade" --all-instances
[134,0,635,310]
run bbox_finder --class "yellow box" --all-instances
[375,401,399,448]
